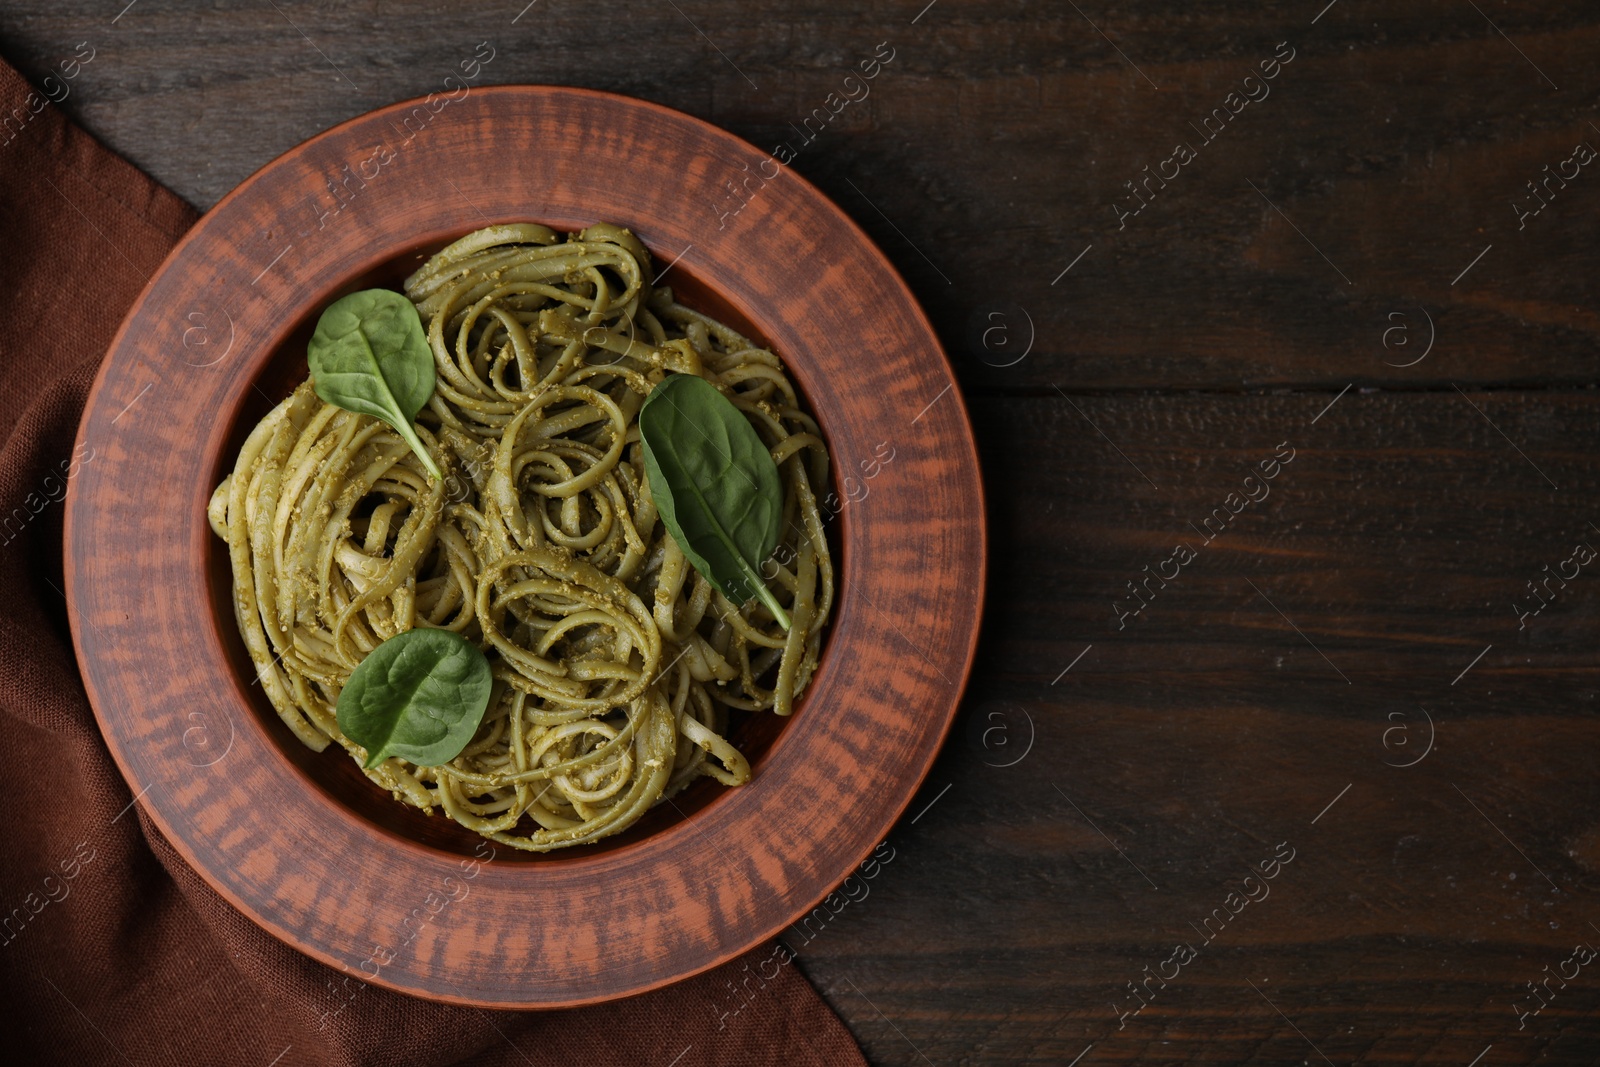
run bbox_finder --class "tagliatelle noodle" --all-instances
[207,222,834,851]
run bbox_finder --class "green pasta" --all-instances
[208,222,834,851]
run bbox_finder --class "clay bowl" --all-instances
[64,86,985,1008]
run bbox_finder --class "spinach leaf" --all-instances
[308,288,442,480]
[336,628,493,768]
[639,373,790,630]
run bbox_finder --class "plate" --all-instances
[64,86,984,1007]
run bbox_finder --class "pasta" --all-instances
[207,222,834,851]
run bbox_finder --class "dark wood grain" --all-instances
[14,0,1600,1061]
[804,392,1600,1065]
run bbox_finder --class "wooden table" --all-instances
[9,1,1599,1062]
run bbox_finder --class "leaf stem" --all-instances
[398,421,443,481]
[754,580,791,631]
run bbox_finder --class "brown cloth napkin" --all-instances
[0,57,867,1067]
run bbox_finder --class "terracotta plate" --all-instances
[64,86,985,1008]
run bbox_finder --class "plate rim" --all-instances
[65,83,987,1008]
